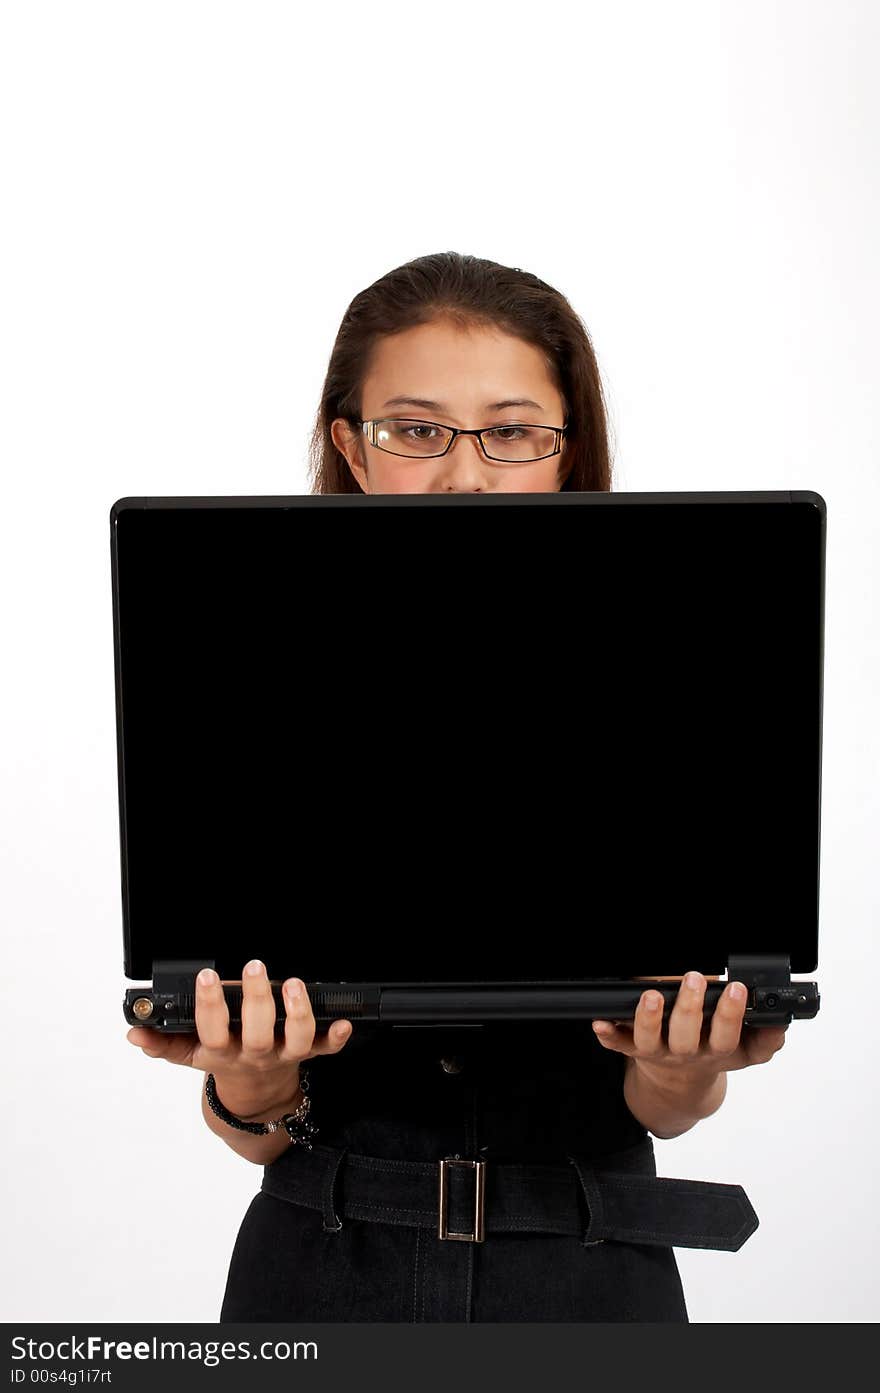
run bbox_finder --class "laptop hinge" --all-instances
[123,959,215,1032]
[152,959,215,998]
[727,953,819,1025]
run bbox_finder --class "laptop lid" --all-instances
[111,491,825,997]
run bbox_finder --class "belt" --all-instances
[260,1140,759,1252]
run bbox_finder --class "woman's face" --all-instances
[331,316,572,493]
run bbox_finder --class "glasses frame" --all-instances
[357,416,569,464]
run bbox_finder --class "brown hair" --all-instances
[306,251,614,494]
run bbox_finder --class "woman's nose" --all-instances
[446,431,487,464]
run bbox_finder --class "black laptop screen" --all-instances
[111,492,824,982]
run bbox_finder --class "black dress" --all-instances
[219,1017,690,1322]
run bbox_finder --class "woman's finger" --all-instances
[666,971,707,1057]
[126,1026,196,1067]
[239,959,278,1058]
[704,981,747,1058]
[276,977,321,1062]
[194,967,232,1054]
[308,1019,353,1056]
[631,990,665,1057]
[592,1021,635,1055]
[740,1023,788,1067]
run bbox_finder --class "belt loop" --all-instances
[566,1155,607,1247]
[321,1146,349,1233]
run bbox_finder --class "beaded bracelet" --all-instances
[204,1067,319,1149]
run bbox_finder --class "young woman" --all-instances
[126,252,787,1322]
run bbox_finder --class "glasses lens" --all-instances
[374,419,452,457]
[481,426,559,461]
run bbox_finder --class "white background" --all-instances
[1,0,877,1324]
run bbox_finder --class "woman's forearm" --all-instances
[623,1057,727,1140]
[200,1076,305,1166]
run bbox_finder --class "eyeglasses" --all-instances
[357,417,569,464]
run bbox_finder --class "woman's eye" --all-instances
[403,425,437,440]
[487,427,526,441]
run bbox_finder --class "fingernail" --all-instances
[285,979,303,1000]
[645,993,661,1010]
[593,1021,612,1034]
[729,981,746,1002]
[244,960,263,977]
[685,971,702,990]
[198,968,217,987]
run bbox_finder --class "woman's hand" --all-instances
[125,959,352,1117]
[592,971,788,1137]
[592,970,788,1082]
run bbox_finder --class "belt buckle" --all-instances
[438,1157,486,1243]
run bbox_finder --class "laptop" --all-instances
[111,490,824,1033]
